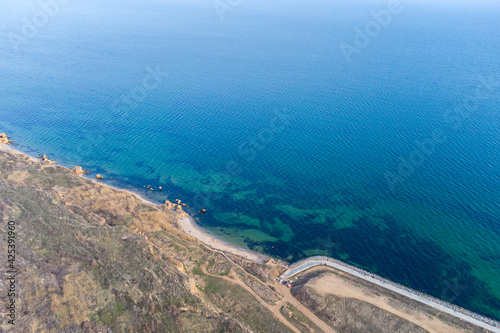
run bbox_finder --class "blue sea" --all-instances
[1,0,499,321]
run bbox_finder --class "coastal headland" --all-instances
[0,135,498,333]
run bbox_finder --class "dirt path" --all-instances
[305,266,465,333]
[275,283,337,333]
[198,244,340,333]
[282,259,500,333]
[200,264,301,333]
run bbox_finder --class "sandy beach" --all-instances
[178,215,267,263]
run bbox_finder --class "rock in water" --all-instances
[95,174,104,180]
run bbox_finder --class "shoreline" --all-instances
[2,140,500,331]
[0,142,268,264]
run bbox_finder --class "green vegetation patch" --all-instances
[203,276,293,333]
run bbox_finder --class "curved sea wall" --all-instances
[282,256,500,331]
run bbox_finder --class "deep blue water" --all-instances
[1,0,499,321]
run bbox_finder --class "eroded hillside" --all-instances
[0,147,293,332]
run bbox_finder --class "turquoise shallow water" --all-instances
[1,0,499,320]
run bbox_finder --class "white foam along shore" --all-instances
[281,256,500,333]
[3,142,499,331]
[0,143,268,264]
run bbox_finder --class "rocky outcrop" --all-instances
[175,199,185,211]
[95,174,104,180]
[164,200,175,210]
[70,166,89,175]
[39,154,56,166]
[0,133,11,144]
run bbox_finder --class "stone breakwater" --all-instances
[281,256,500,332]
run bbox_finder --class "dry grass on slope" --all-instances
[62,184,139,217]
